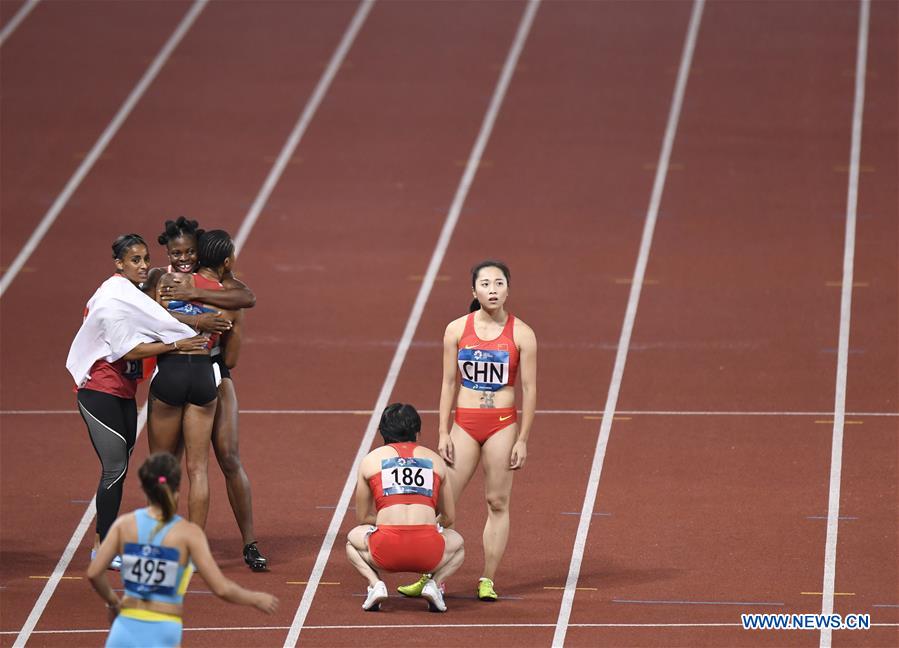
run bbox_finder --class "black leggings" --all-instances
[77,389,137,540]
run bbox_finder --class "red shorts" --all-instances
[368,525,444,574]
[454,407,517,445]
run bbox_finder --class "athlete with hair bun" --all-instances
[150,220,267,570]
[399,260,536,602]
[67,234,206,569]
[88,452,278,647]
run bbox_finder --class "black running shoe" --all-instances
[243,542,268,571]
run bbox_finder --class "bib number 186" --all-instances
[380,457,434,497]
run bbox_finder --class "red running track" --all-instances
[1,1,895,646]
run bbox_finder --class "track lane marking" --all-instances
[0,0,209,299]
[0,0,40,46]
[232,0,375,257]
[4,408,898,416]
[820,3,869,648]
[8,621,898,635]
[552,2,705,645]
[282,2,542,645]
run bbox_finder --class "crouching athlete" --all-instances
[346,403,464,613]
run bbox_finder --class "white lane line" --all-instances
[551,2,705,646]
[233,0,374,256]
[0,0,39,46]
[820,2,869,648]
[7,622,898,635]
[0,0,208,298]
[12,405,147,647]
[282,2,542,645]
[4,408,898,417]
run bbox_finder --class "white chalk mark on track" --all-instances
[819,2,869,648]
[282,1,542,645]
[4,621,898,636]
[0,0,39,46]
[3,408,898,416]
[0,0,209,298]
[552,2,705,646]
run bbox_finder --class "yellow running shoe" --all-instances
[396,573,430,597]
[477,577,498,601]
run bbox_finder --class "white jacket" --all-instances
[66,275,196,387]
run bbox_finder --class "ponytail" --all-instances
[138,453,181,535]
[469,298,480,313]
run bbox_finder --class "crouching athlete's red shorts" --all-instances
[368,525,444,573]
[454,407,517,445]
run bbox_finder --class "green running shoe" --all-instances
[396,573,430,597]
[477,577,498,601]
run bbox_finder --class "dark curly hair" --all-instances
[158,216,203,246]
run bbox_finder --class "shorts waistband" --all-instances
[455,407,517,415]
[376,524,438,531]
[120,608,182,624]
[157,353,211,363]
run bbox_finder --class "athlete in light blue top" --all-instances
[88,453,278,647]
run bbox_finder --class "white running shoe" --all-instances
[362,580,388,611]
[421,579,446,613]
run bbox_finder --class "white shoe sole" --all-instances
[422,582,446,613]
[362,582,388,611]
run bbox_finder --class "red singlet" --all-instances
[368,442,441,511]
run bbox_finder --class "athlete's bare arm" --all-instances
[355,458,377,525]
[164,273,255,310]
[184,522,278,613]
[437,318,465,464]
[511,319,537,470]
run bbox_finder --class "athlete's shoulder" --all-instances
[445,315,468,336]
[512,315,536,341]
[360,446,389,474]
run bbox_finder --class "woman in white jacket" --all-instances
[66,234,205,567]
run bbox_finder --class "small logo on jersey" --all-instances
[465,344,481,349]
[499,414,513,421]
[473,350,483,360]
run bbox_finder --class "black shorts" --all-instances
[211,349,231,381]
[150,354,218,406]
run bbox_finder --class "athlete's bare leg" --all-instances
[147,395,183,455]
[432,529,465,585]
[346,526,380,587]
[480,422,517,580]
[445,422,482,510]
[212,379,256,544]
[182,400,217,529]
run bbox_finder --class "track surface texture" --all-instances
[0,1,896,647]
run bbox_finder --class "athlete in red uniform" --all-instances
[149,230,245,532]
[148,219,266,570]
[400,260,537,602]
[347,404,464,613]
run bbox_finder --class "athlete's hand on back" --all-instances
[196,311,232,334]
[176,335,212,352]
[165,278,198,302]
